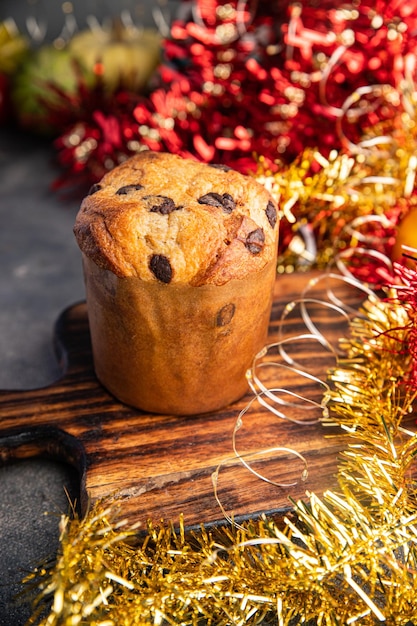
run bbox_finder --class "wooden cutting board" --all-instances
[0,272,370,529]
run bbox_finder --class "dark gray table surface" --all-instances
[0,128,85,624]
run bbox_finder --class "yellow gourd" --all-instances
[68,20,161,93]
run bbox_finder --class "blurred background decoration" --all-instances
[0,1,175,135]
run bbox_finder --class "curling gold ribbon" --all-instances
[212,270,379,523]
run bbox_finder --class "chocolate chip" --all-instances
[116,184,144,195]
[88,183,102,195]
[149,254,173,283]
[220,194,236,213]
[216,303,236,327]
[209,163,233,172]
[146,195,182,215]
[197,192,236,213]
[265,200,277,229]
[245,228,265,254]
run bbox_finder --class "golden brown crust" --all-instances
[74,151,279,286]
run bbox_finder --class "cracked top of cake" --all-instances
[74,151,279,286]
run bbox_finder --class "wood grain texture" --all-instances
[0,271,372,528]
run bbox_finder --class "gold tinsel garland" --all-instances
[254,88,417,274]
[25,274,417,625]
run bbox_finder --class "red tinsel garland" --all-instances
[50,0,417,185]
[138,0,417,162]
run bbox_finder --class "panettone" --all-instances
[74,151,279,415]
